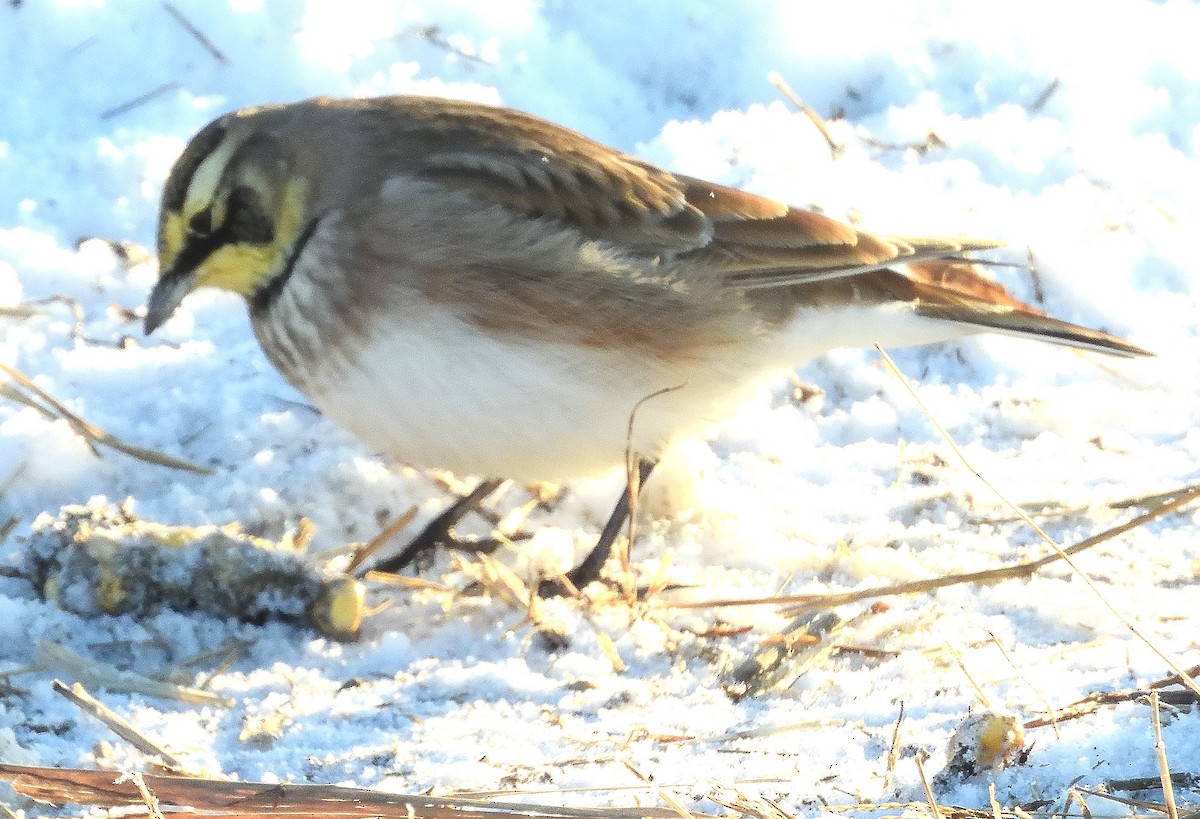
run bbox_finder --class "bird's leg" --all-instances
[543,457,657,594]
[372,477,506,574]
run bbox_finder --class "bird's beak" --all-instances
[144,264,199,334]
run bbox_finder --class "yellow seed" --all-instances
[310,576,365,641]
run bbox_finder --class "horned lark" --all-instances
[145,95,1147,585]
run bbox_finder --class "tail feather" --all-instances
[898,259,1151,358]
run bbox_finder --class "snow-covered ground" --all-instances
[2,1,1199,816]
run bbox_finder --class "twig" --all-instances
[162,2,228,63]
[0,362,210,473]
[1074,786,1173,814]
[1024,687,1197,729]
[1108,774,1199,792]
[346,506,420,574]
[53,680,184,770]
[1150,692,1180,819]
[658,482,1200,612]
[986,629,1060,738]
[99,81,180,120]
[768,71,842,159]
[122,772,166,819]
[37,641,232,707]
[874,344,1200,701]
[1029,77,1061,112]
[886,702,905,776]
[1150,663,1200,690]
[860,131,948,155]
[622,382,685,601]
[0,763,691,818]
[946,641,991,708]
[914,752,943,819]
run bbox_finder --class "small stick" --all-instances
[1150,663,1200,690]
[660,482,1200,611]
[121,772,166,819]
[38,641,232,706]
[622,383,684,601]
[0,362,210,473]
[886,702,905,776]
[1074,786,1171,814]
[986,628,1059,738]
[988,783,1004,819]
[914,752,942,819]
[162,2,228,63]
[1029,77,1061,112]
[769,71,842,159]
[99,82,180,120]
[945,641,991,708]
[346,506,420,574]
[52,680,184,770]
[1150,692,1180,819]
[1108,773,1198,791]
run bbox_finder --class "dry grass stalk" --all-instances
[620,383,685,602]
[1150,691,1180,819]
[121,771,167,819]
[946,641,992,708]
[768,71,843,159]
[346,506,420,574]
[37,641,232,707]
[363,570,453,592]
[0,763,694,819]
[723,610,846,700]
[661,479,1200,615]
[51,680,185,770]
[887,702,905,776]
[1073,786,1175,815]
[1023,687,1197,730]
[162,1,228,63]
[706,784,795,819]
[99,81,181,120]
[0,361,210,473]
[985,629,1060,738]
[619,760,695,819]
[914,752,944,819]
[873,344,1200,701]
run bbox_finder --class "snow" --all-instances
[2,0,1199,816]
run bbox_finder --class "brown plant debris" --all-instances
[723,609,847,700]
[0,763,690,818]
[0,361,210,473]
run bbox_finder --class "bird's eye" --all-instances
[188,209,213,236]
[224,186,275,244]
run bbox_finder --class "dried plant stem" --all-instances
[914,753,942,819]
[661,482,1200,613]
[769,71,842,159]
[52,680,184,770]
[120,772,167,819]
[0,764,690,819]
[873,344,1200,700]
[162,1,227,63]
[1150,692,1180,819]
[986,628,1060,738]
[0,362,210,473]
[37,641,232,707]
[346,505,419,574]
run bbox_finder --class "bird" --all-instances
[144,95,1149,588]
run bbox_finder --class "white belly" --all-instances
[295,298,967,481]
[302,305,751,479]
